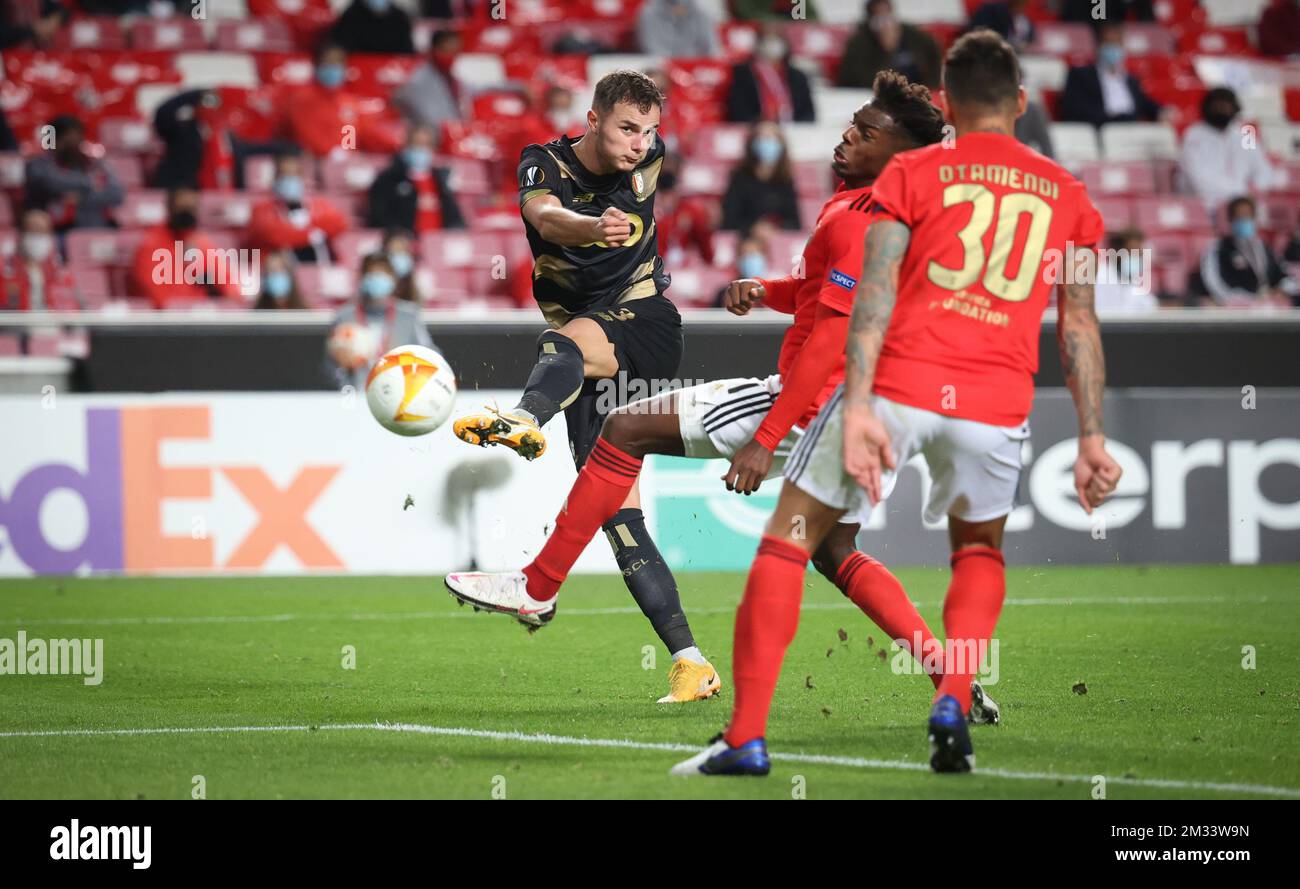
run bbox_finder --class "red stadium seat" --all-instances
[295,264,357,304]
[689,124,750,163]
[459,22,543,56]
[320,153,391,193]
[0,200,11,227]
[536,20,633,53]
[502,54,588,88]
[1121,24,1176,56]
[104,156,144,190]
[768,232,809,274]
[215,19,297,54]
[779,22,851,72]
[1146,233,1194,268]
[1033,23,1095,62]
[64,267,112,308]
[443,157,493,198]
[129,18,209,52]
[1177,27,1256,57]
[0,152,24,189]
[0,334,20,356]
[98,117,158,154]
[793,161,834,199]
[420,230,504,270]
[332,229,387,269]
[198,191,259,229]
[347,55,424,100]
[719,22,758,62]
[679,159,730,197]
[1078,161,1157,196]
[1259,197,1297,235]
[256,52,315,88]
[117,190,169,228]
[1134,196,1214,234]
[1092,197,1135,231]
[53,16,126,51]
[65,229,143,268]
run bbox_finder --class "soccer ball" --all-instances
[365,344,458,436]
[328,322,379,371]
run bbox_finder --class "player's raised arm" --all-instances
[841,218,909,501]
[521,195,632,247]
[1057,270,1123,514]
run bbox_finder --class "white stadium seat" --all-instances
[176,52,260,90]
[1048,123,1100,165]
[1201,0,1269,26]
[1100,122,1179,161]
[1018,55,1068,93]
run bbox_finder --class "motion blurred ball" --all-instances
[328,322,379,371]
[365,345,458,436]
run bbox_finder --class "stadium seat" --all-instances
[53,16,126,51]
[1178,26,1256,56]
[117,190,170,228]
[65,229,143,268]
[1134,196,1213,233]
[332,230,386,270]
[690,124,750,163]
[98,117,158,154]
[449,54,507,90]
[129,18,209,52]
[586,56,662,91]
[1121,23,1176,56]
[667,265,730,307]
[1259,197,1298,235]
[420,231,504,270]
[793,161,834,199]
[1261,123,1300,160]
[256,52,314,88]
[1049,123,1100,165]
[813,88,872,129]
[443,157,493,197]
[320,153,391,193]
[69,267,112,309]
[1200,0,1269,26]
[892,0,966,24]
[0,152,24,189]
[1078,161,1157,196]
[296,264,357,304]
[198,191,258,229]
[0,231,15,258]
[1018,55,1068,93]
[104,156,145,190]
[1032,23,1095,60]
[1100,122,1179,161]
[0,334,20,356]
[784,123,850,163]
[679,159,730,197]
[214,19,297,53]
[1092,197,1135,231]
[176,52,260,89]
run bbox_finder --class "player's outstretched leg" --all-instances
[928,514,1008,772]
[671,483,844,776]
[453,320,615,461]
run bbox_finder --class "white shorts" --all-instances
[675,374,799,478]
[786,386,1030,525]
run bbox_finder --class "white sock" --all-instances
[671,646,707,665]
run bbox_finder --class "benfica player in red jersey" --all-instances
[444,72,963,705]
[672,30,1123,776]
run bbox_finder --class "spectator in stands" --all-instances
[329,0,414,54]
[637,0,718,58]
[655,154,715,267]
[247,152,349,264]
[1094,228,1159,312]
[394,29,463,137]
[1016,94,1056,158]
[543,85,583,136]
[366,124,465,234]
[726,25,815,123]
[0,209,79,310]
[328,252,433,388]
[711,232,770,307]
[1258,0,1300,58]
[1192,196,1297,308]
[1058,23,1162,128]
[1180,87,1280,213]
[253,251,307,310]
[966,0,1034,52]
[721,123,800,231]
[284,43,404,158]
[1286,230,1300,263]
[838,0,942,89]
[132,188,245,309]
[0,1,64,50]
[24,116,124,232]
[382,228,421,303]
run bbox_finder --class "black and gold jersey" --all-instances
[517,134,670,327]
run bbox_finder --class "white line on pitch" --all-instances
[2,595,1270,628]
[0,721,1296,799]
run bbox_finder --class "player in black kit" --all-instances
[448,71,720,703]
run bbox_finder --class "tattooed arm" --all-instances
[1057,269,1123,513]
[842,219,910,502]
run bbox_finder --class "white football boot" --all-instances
[444,571,556,629]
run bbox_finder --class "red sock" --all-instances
[522,438,641,601]
[936,546,1006,713]
[834,551,942,690]
[724,536,808,748]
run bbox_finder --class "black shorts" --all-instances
[564,293,684,468]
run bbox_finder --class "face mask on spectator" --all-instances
[737,252,767,279]
[274,175,305,204]
[22,233,54,262]
[868,14,895,35]
[264,271,293,300]
[1098,44,1125,69]
[317,64,346,89]
[1231,218,1256,241]
[752,136,783,165]
[169,210,197,232]
[388,251,414,278]
[362,271,396,300]
[402,147,432,173]
[365,0,390,12]
[1205,105,1237,130]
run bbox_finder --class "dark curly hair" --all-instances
[870,70,946,147]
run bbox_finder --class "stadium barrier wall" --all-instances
[1,389,1296,577]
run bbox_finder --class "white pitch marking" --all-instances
[3,595,1271,628]
[0,721,1296,799]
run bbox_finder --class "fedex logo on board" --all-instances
[0,406,343,575]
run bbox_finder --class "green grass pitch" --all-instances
[1,565,1297,799]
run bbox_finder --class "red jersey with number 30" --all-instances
[869,132,1104,426]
